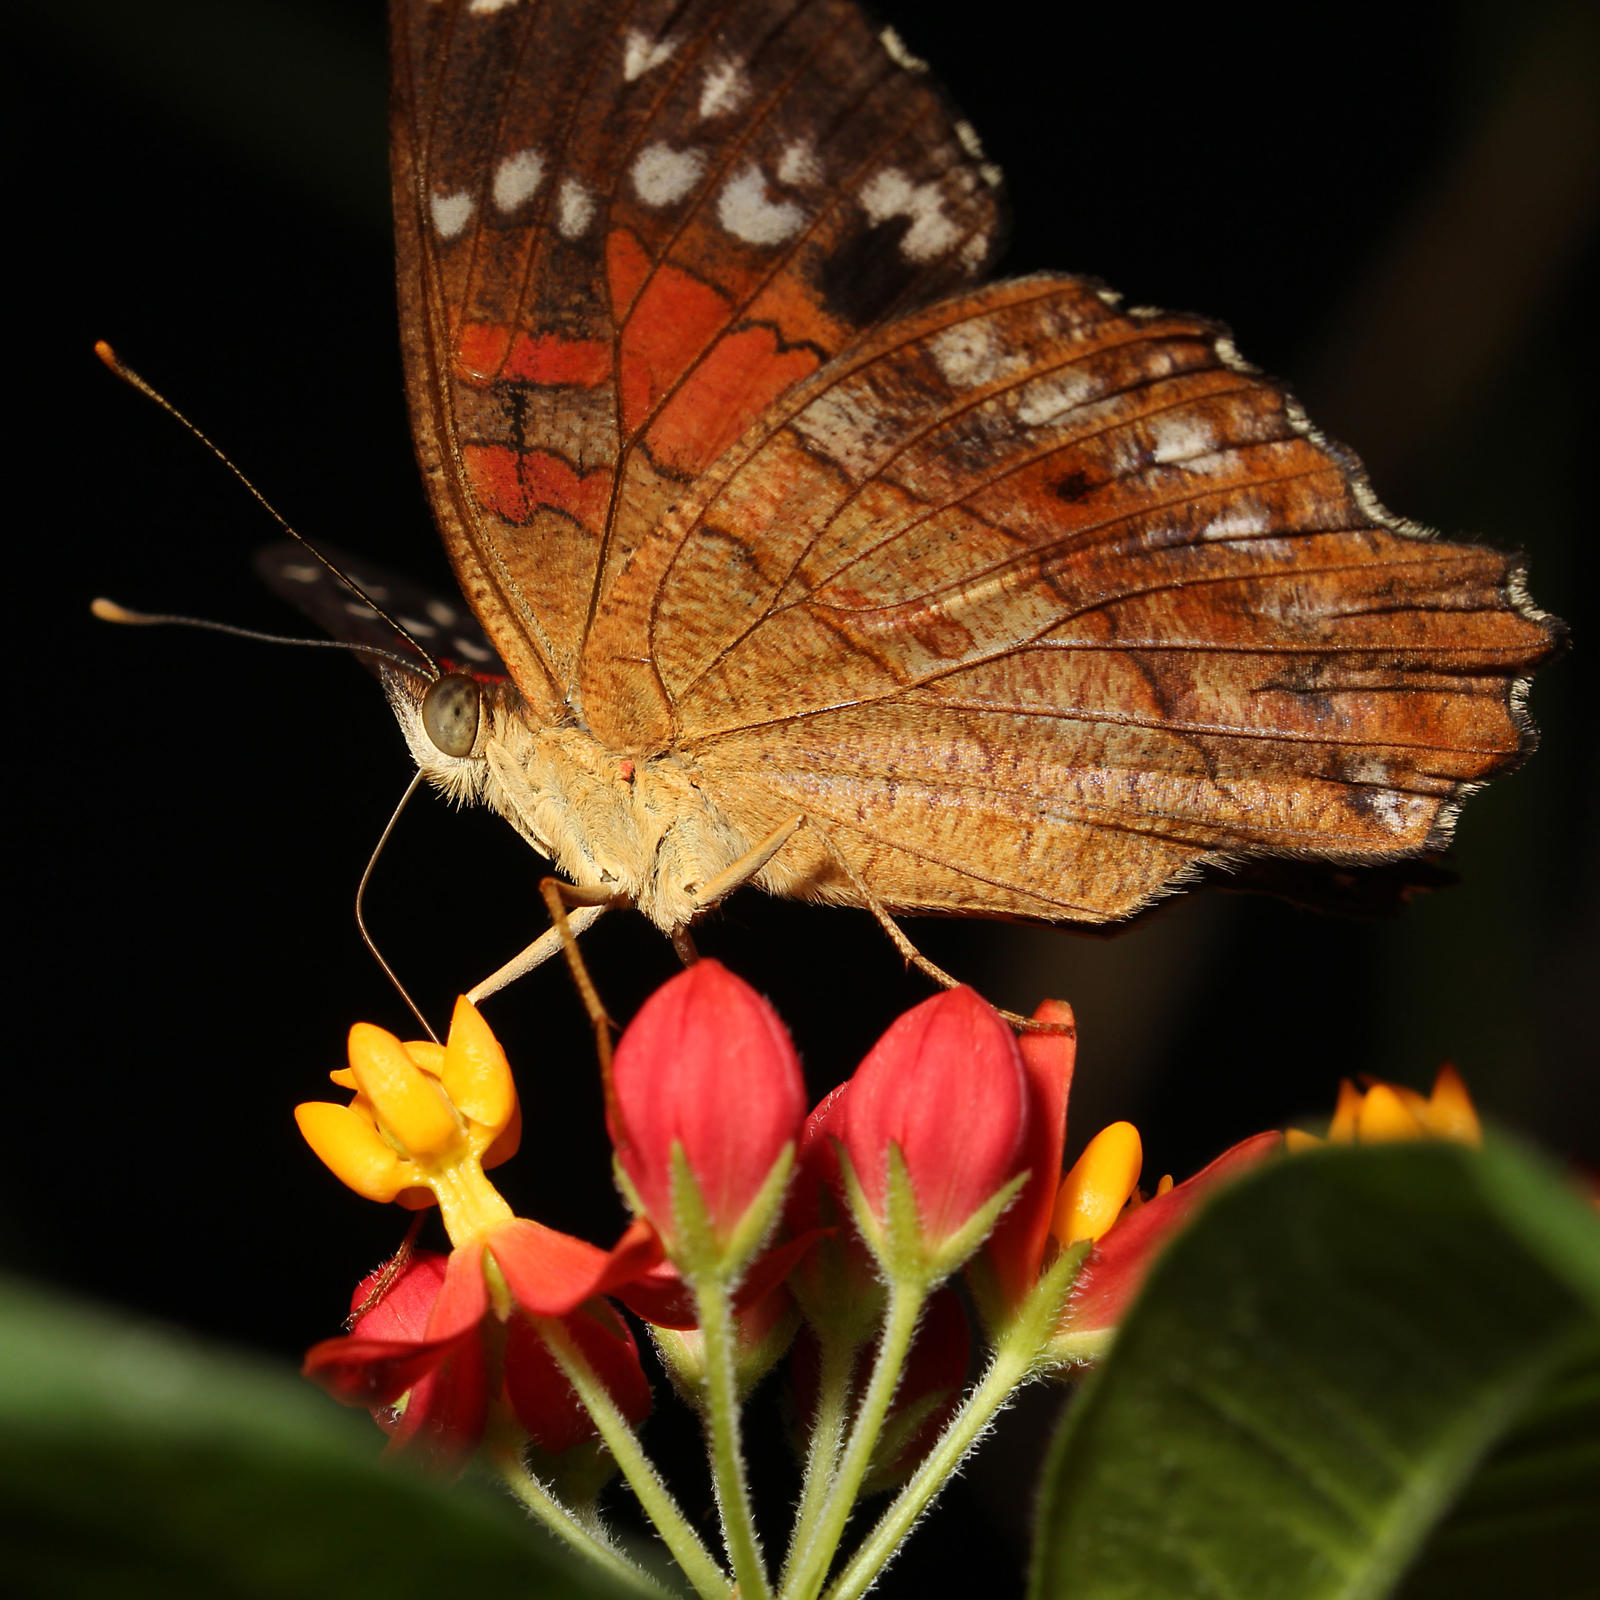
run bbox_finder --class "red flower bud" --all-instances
[840,987,1029,1251]
[608,961,806,1249]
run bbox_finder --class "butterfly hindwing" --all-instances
[584,276,1551,920]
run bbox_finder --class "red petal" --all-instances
[983,1001,1077,1310]
[304,1243,489,1420]
[488,1216,662,1317]
[348,1250,449,1340]
[1063,1131,1282,1333]
[505,1301,651,1454]
[383,1327,491,1468]
[841,988,1030,1246]
[609,962,806,1242]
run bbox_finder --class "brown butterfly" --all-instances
[274,0,1557,994]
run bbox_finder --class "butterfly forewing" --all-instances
[391,0,1002,736]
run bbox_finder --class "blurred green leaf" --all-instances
[1030,1141,1600,1600]
[0,1277,631,1598]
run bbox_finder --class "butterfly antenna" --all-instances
[94,341,443,677]
[88,598,429,676]
[357,771,439,1042]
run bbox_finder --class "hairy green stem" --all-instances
[490,1444,675,1598]
[783,1277,928,1600]
[690,1269,773,1600]
[537,1316,729,1600]
[779,1334,857,1592]
[822,1344,1031,1600]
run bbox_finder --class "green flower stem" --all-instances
[782,1277,929,1600]
[821,1242,1091,1600]
[689,1266,773,1600]
[536,1316,729,1600]
[778,1334,857,1593]
[489,1443,674,1599]
[822,1342,1030,1600]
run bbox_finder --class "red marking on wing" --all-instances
[454,323,611,388]
[463,444,611,531]
[608,230,733,436]
[650,326,820,475]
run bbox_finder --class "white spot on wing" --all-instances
[1016,369,1095,427]
[792,384,891,478]
[927,320,1019,388]
[859,167,959,262]
[698,57,750,118]
[717,165,804,246]
[777,139,821,187]
[281,562,320,583]
[425,599,458,626]
[430,189,475,239]
[879,26,927,72]
[632,142,706,207]
[623,29,677,80]
[468,0,518,12]
[557,177,594,237]
[492,148,545,212]
[453,638,493,663]
[398,615,437,639]
[1203,504,1270,541]
[1148,412,1216,464]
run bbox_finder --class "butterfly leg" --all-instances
[813,826,1057,1033]
[685,813,808,912]
[466,897,612,1003]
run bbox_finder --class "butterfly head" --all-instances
[383,664,505,809]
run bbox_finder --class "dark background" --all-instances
[12,0,1598,1586]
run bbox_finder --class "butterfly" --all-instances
[266,0,1556,993]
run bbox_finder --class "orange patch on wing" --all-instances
[453,323,611,388]
[463,444,611,530]
[607,229,734,436]
[649,326,820,475]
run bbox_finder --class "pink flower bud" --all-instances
[608,961,807,1249]
[840,988,1030,1251]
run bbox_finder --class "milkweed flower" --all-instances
[1286,1063,1482,1150]
[304,1242,652,1469]
[295,997,521,1243]
[297,997,660,1464]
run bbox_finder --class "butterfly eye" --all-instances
[421,673,480,757]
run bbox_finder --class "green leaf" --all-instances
[1030,1141,1600,1600]
[0,1276,635,1599]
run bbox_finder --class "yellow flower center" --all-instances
[296,997,519,1247]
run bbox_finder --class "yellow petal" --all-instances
[328,1067,358,1090]
[1423,1065,1482,1146]
[403,1041,447,1077]
[1052,1122,1143,1246]
[1285,1128,1325,1154]
[348,1023,459,1158]
[295,1102,410,1201]
[441,997,516,1134]
[1357,1083,1426,1143]
[1328,1080,1363,1143]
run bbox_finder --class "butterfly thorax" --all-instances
[385,670,752,931]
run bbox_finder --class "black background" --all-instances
[12,0,1598,1587]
